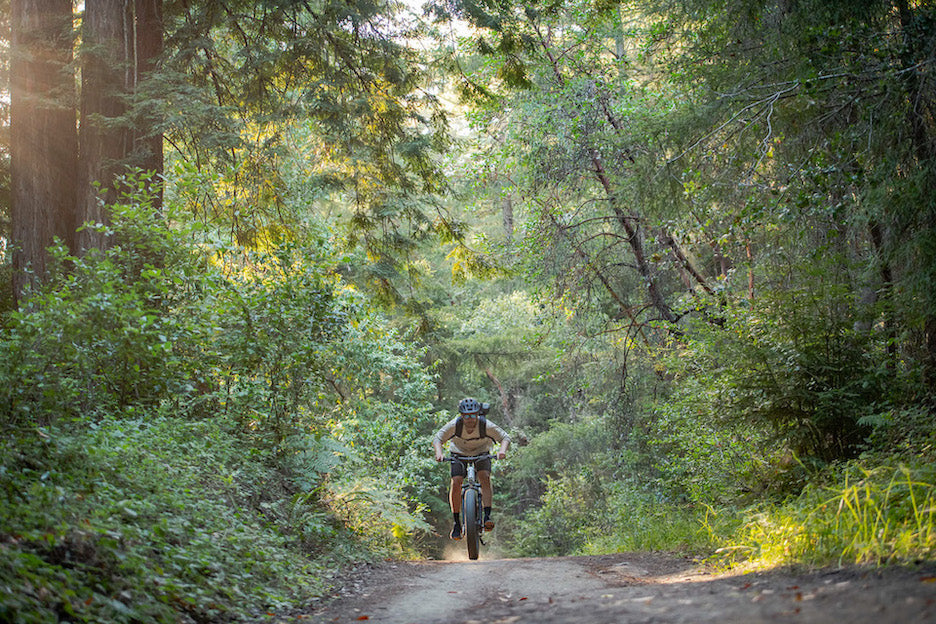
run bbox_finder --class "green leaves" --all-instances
[0,161,439,619]
[0,416,330,623]
[1,188,201,424]
[162,0,450,282]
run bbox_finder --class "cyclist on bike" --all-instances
[433,397,510,540]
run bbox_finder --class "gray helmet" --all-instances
[458,397,481,415]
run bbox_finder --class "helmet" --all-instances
[458,397,481,415]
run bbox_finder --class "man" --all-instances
[433,397,510,540]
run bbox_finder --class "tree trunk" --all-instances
[10,0,78,302]
[502,194,514,245]
[131,0,164,207]
[484,368,514,425]
[894,0,936,164]
[77,0,134,252]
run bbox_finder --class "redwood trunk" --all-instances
[10,0,78,301]
[77,0,134,252]
[132,0,164,204]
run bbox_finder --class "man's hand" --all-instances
[497,451,506,460]
[435,450,445,462]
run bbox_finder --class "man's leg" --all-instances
[478,470,492,507]
[450,476,464,513]
[478,470,494,530]
[449,476,464,540]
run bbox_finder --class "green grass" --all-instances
[505,473,724,558]
[709,460,936,569]
[582,497,720,556]
[506,455,936,570]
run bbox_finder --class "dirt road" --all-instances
[304,551,936,624]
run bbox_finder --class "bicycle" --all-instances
[447,454,495,560]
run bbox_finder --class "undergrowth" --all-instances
[0,415,342,623]
[506,455,936,569]
[500,416,727,558]
[708,458,936,570]
[0,184,436,623]
[506,473,722,557]
[503,415,936,570]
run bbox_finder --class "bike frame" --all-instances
[448,454,494,560]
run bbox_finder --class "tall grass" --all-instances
[584,484,724,555]
[506,474,724,557]
[711,461,936,569]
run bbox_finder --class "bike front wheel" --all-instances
[463,488,481,560]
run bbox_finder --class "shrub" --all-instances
[0,176,438,622]
[0,415,330,623]
[711,460,936,568]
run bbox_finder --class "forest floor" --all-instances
[290,550,936,624]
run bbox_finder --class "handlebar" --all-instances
[445,453,496,463]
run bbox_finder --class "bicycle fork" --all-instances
[461,462,486,548]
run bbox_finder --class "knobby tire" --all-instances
[464,488,480,560]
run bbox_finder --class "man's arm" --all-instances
[486,420,511,460]
[496,436,510,460]
[433,418,457,461]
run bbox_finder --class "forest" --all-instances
[1,0,934,621]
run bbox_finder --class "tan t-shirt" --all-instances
[433,416,509,456]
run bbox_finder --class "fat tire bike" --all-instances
[447,454,495,560]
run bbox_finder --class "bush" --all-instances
[502,414,721,557]
[0,190,208,426]
[586,483,726,555]
[509,471,608,557]
[0,416,330,623]
[711,459,936,569]
[649,273,908,507]
[0,178,439,621]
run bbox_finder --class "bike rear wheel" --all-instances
[463,488,481,560]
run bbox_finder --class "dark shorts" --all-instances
[450,455,492,478]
